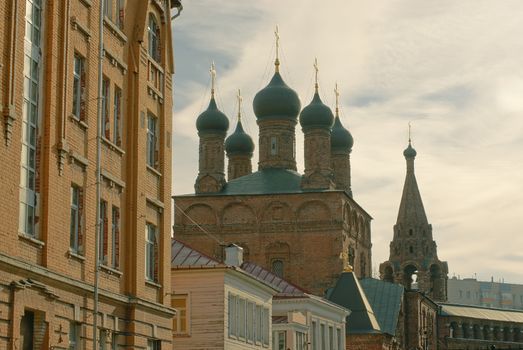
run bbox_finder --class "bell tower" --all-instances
[380,132,448,301]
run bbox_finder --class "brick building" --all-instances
[173,55,372,296]
[0,0,180,348]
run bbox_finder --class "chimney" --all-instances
[225,244,244,267]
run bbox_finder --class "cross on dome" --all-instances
[210,61,216,97]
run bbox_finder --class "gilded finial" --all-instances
[274,25,280,72]
[313,58,319,92]
[344,264,354,273]
[210,61,217,97]
[237,89,243,122]
[334,82,340,117]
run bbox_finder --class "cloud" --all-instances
[172,0,523,283]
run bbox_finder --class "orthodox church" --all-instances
[173,47,372,295]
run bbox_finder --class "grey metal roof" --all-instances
[327,271,381,334]
[171,239,220,267]
[360,278,404,336]
[241,261,306,296]
[439,303,523,323]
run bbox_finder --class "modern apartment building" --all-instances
[0,0,180,348]
[448,277,523,310]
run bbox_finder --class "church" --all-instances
[173,51,372,295]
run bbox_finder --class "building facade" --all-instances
[380,141,448,301]
[448,277,523,310]
[174,58,372,296]
[0,0,179,348]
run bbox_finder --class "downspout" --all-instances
[4,0,19,145]
[57,0,71,175]
[93,0,105,349]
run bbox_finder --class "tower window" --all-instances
[271,259,284,278]
[409,229,413,236]
[270,137,278,155]
[409,246,414,253]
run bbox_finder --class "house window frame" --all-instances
[99,199,108,264]
[111,206,120,269]
[70,184,83,254]
[113,86,122,146]
[72,53,85,119]
[102,77,111,140]
[172,294,189,336]
[146,113,158,168]
[147,13,161,62]
[145,222,158,281]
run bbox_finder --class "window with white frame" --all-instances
[329,326,334,350]
[147,113,158,168]
[70,185,84,254]
[228,292,269,346]
[20,0,44,238]
[145,223,158,281]
[115,0,125,29]
[147,339,160,350]
[172,294,188,335]
[148,14,161,62]
[296,331,306,350]
[99,329,108,350]
[312,321,318,350]
[72,54,85,119]
[321,324,326,350]
[238,298,246,339]
[103,0,113,20]
[336,328,342,350]
[272,331,286,350]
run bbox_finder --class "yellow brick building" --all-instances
[0,0,180,348]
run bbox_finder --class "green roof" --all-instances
[327,271,381,334]
[221,168,308,195]
[360,278,404,336]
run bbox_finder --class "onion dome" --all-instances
[299,92,334,131]
[225,120,254,156]
[253,72,301,121]
[196,97,229,134]
[331,116,354,152]
[403,142,417,158]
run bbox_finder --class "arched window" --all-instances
[148,14,160,62]
[271,259,284,278]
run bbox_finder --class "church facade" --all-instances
[173,58,371,295]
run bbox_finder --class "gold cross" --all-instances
[237,89,242,122]
[334,82,340,116]
[210,61,216,96]
[274,25,280,71]
[314,58,319,91]
[408,122,412,143]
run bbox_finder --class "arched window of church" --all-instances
[148,14,161,62]
[270,137,278,155]
[409,246,414,254]
[271,259,284,278]
[409,229,413,236]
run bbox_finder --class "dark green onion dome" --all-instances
[331,116,354,152]
[196,96,229,134]
[403,142,417,158]
[299,91,334,130]
[225,120,255,156]
[253,72,301,121]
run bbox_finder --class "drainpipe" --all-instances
[93,0,105,349]
[57,0,71,175]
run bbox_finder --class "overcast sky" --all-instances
[171,0,523,284]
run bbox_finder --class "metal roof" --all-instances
[171,239,220,267]
[241,261,306,296]
[327,271,382,334]
[439,303,523,323]
[360,278,404,336]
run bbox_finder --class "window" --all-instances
[20,0,44,238]
[111,206,120,269]
[147,114,158,168]
[262,307,269,346]
[272,259,284,278]
[148,14,161,62]
[99,200,108,264]
[246,301,254,342]
[321,324,326,350]
[273,331,286,350]
[145,223,158,281]
[296,331,306,350]
[147,339,160,350]
[255,305,262,343]
[270,136,278,155]
[99,329,107,350]
[102,77,111,140]
[115,0,125,29]
[409,246,414,254]
[111,333,118,350]
[329,326,334,350]
[104,0,113,20]
[228,293,237,337]
[172,295,188,335]
[113,86,122,146]
[70,185,84,254]
[337,328,342,350]
[312,321,318,350]
[238,298,246,339]
[72,54,85,120]
[69,322,80,350]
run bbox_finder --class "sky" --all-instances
[170,0,523,284]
